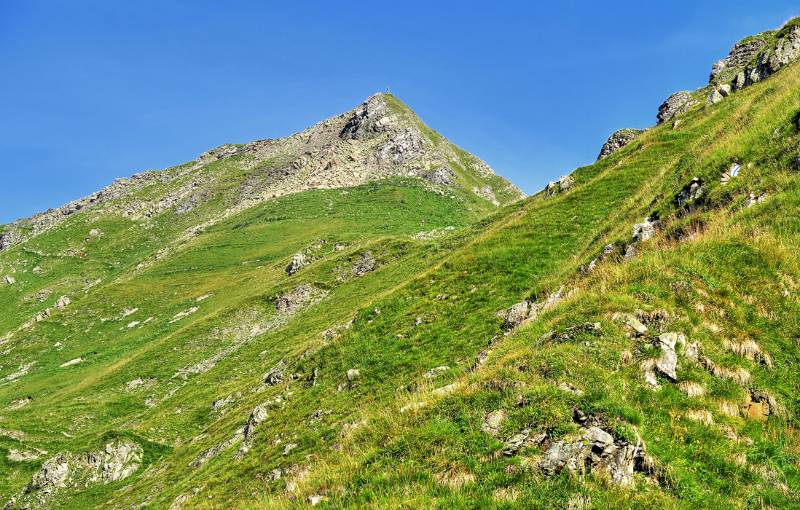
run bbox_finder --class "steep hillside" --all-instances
[2,20,800,510]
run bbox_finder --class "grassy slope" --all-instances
[0,61,799,510]
[249,62,800,509]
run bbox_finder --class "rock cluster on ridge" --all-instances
[597,128,644,160]
[707,21,800,103]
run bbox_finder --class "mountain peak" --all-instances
[0,93,523,251]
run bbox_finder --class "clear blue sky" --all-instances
[1,1,798,223]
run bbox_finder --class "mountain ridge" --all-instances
[0,92,523,252]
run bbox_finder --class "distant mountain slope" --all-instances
[0,92,523,251]
[2,18,800,510]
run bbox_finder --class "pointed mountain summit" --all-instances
[0,93,522,251]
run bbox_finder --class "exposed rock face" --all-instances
[642,332,686,388]
[286,252,310,276]
[237,403,270,457]
[657,92,698,124]
[502,428,547,456]
[421,166,456,186]
[597,129,643,160]
[710,39,767,82]
[654,332,684,381]
[275,284,325,314]
[708,23,800,104]
[499,288,567,333]
[17,440,143,508]
[539,426,650,486]
[340,95,392,140]
[0,231,20,250]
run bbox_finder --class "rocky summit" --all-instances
[2,17,800,510]
[0,93,523,253]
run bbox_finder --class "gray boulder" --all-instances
[0,231,20,251]
[706,84,731,105]
[710,24,800,95]
[654,332,684,381]
[544,175,574,196]
[285,252,310,276]
[631,217,660,242]
[500,301,530,331]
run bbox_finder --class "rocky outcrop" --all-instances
[538,426,650,486]
[708,22,800,104]
[340,94,393,140]
[597,129,643,160]
[351,251,376,277]
[631,217,660,242]
[642,332,686,388]
[13,440,143,508]
[263,360,287,386]
[657,92,698,124]
[499,288,567,333]
[421,166,456,186]
[500,301,531,331]
[237,403,270,457]
[0,231,21,250]
[544,175,574,196]
[275,284,325,314]
[710,39,767,82]
[674,177,705,210]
